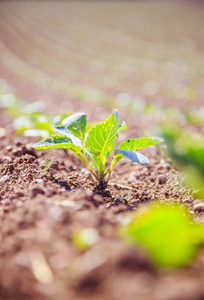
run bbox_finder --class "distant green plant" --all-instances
[0,92,74,137]
[71,228,99,251]
[184,110,204,125]
[14,111,73,137]
[120,203,204,268]
[161,123,204,198]
[33,110,162,187]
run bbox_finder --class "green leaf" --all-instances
[114,149,149,165]
[46,159,49,168]
[114,137,163,163]
[85,110,119,177]
[55,126,82,148]
[86,110,119,156]
[86,122,96,132]
[33,135,81,154]
[120,137,163,151]
[62,113,87,142]
[120,203,204,268]
[117,121,127,135]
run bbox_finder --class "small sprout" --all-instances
[121,193,128,200]
[119,203,204,268]
[44,159,56,175]
[33,110,163,188]
[71,228,99,251]
[118,193,128,204]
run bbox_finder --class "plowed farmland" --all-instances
[0,1,204,300]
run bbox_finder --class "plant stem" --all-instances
[80,157,99,182]
[107,170,112,183]
[103,155,117,183]
[80,142,99,182]
[85,164,99,181]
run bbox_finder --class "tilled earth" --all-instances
[1,105,204,300]
[1,1,204,300]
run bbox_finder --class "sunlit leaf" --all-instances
[119,137,163,151]
[114,137,163,163]
[120,203,204,267]
[114,149,149,165]
[117,121,127,135]
[62,113,87,142]
[33,135,81,154]
[55,126,82,148]
[85,110,119,156]
[85,110,119,177]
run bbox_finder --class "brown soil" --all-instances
[1,107,204,300]
[0,1,204,300]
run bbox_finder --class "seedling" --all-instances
[120,203,204,268]
[33,110,162,187]
[118,193,128,204]
[44,159,57,175]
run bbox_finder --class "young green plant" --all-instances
[33,110,162,187]
[119,203,204,267]
[44,159,57,176]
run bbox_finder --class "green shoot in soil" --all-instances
[44,159,57,176]
[33,110,163,187]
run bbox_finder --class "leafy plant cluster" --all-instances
[0,91,72,137]
[33,110,162,186]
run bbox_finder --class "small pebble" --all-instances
[163,162,171,170]
[182,199,193,204]
[0,128,6,138]
[2,156,12,162]
[159,175,167,184]
[35,179,43,183]
[6,145,12,151]
[193,203,204,212]
[0,175,9,183]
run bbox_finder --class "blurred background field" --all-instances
[0,0,204,115]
